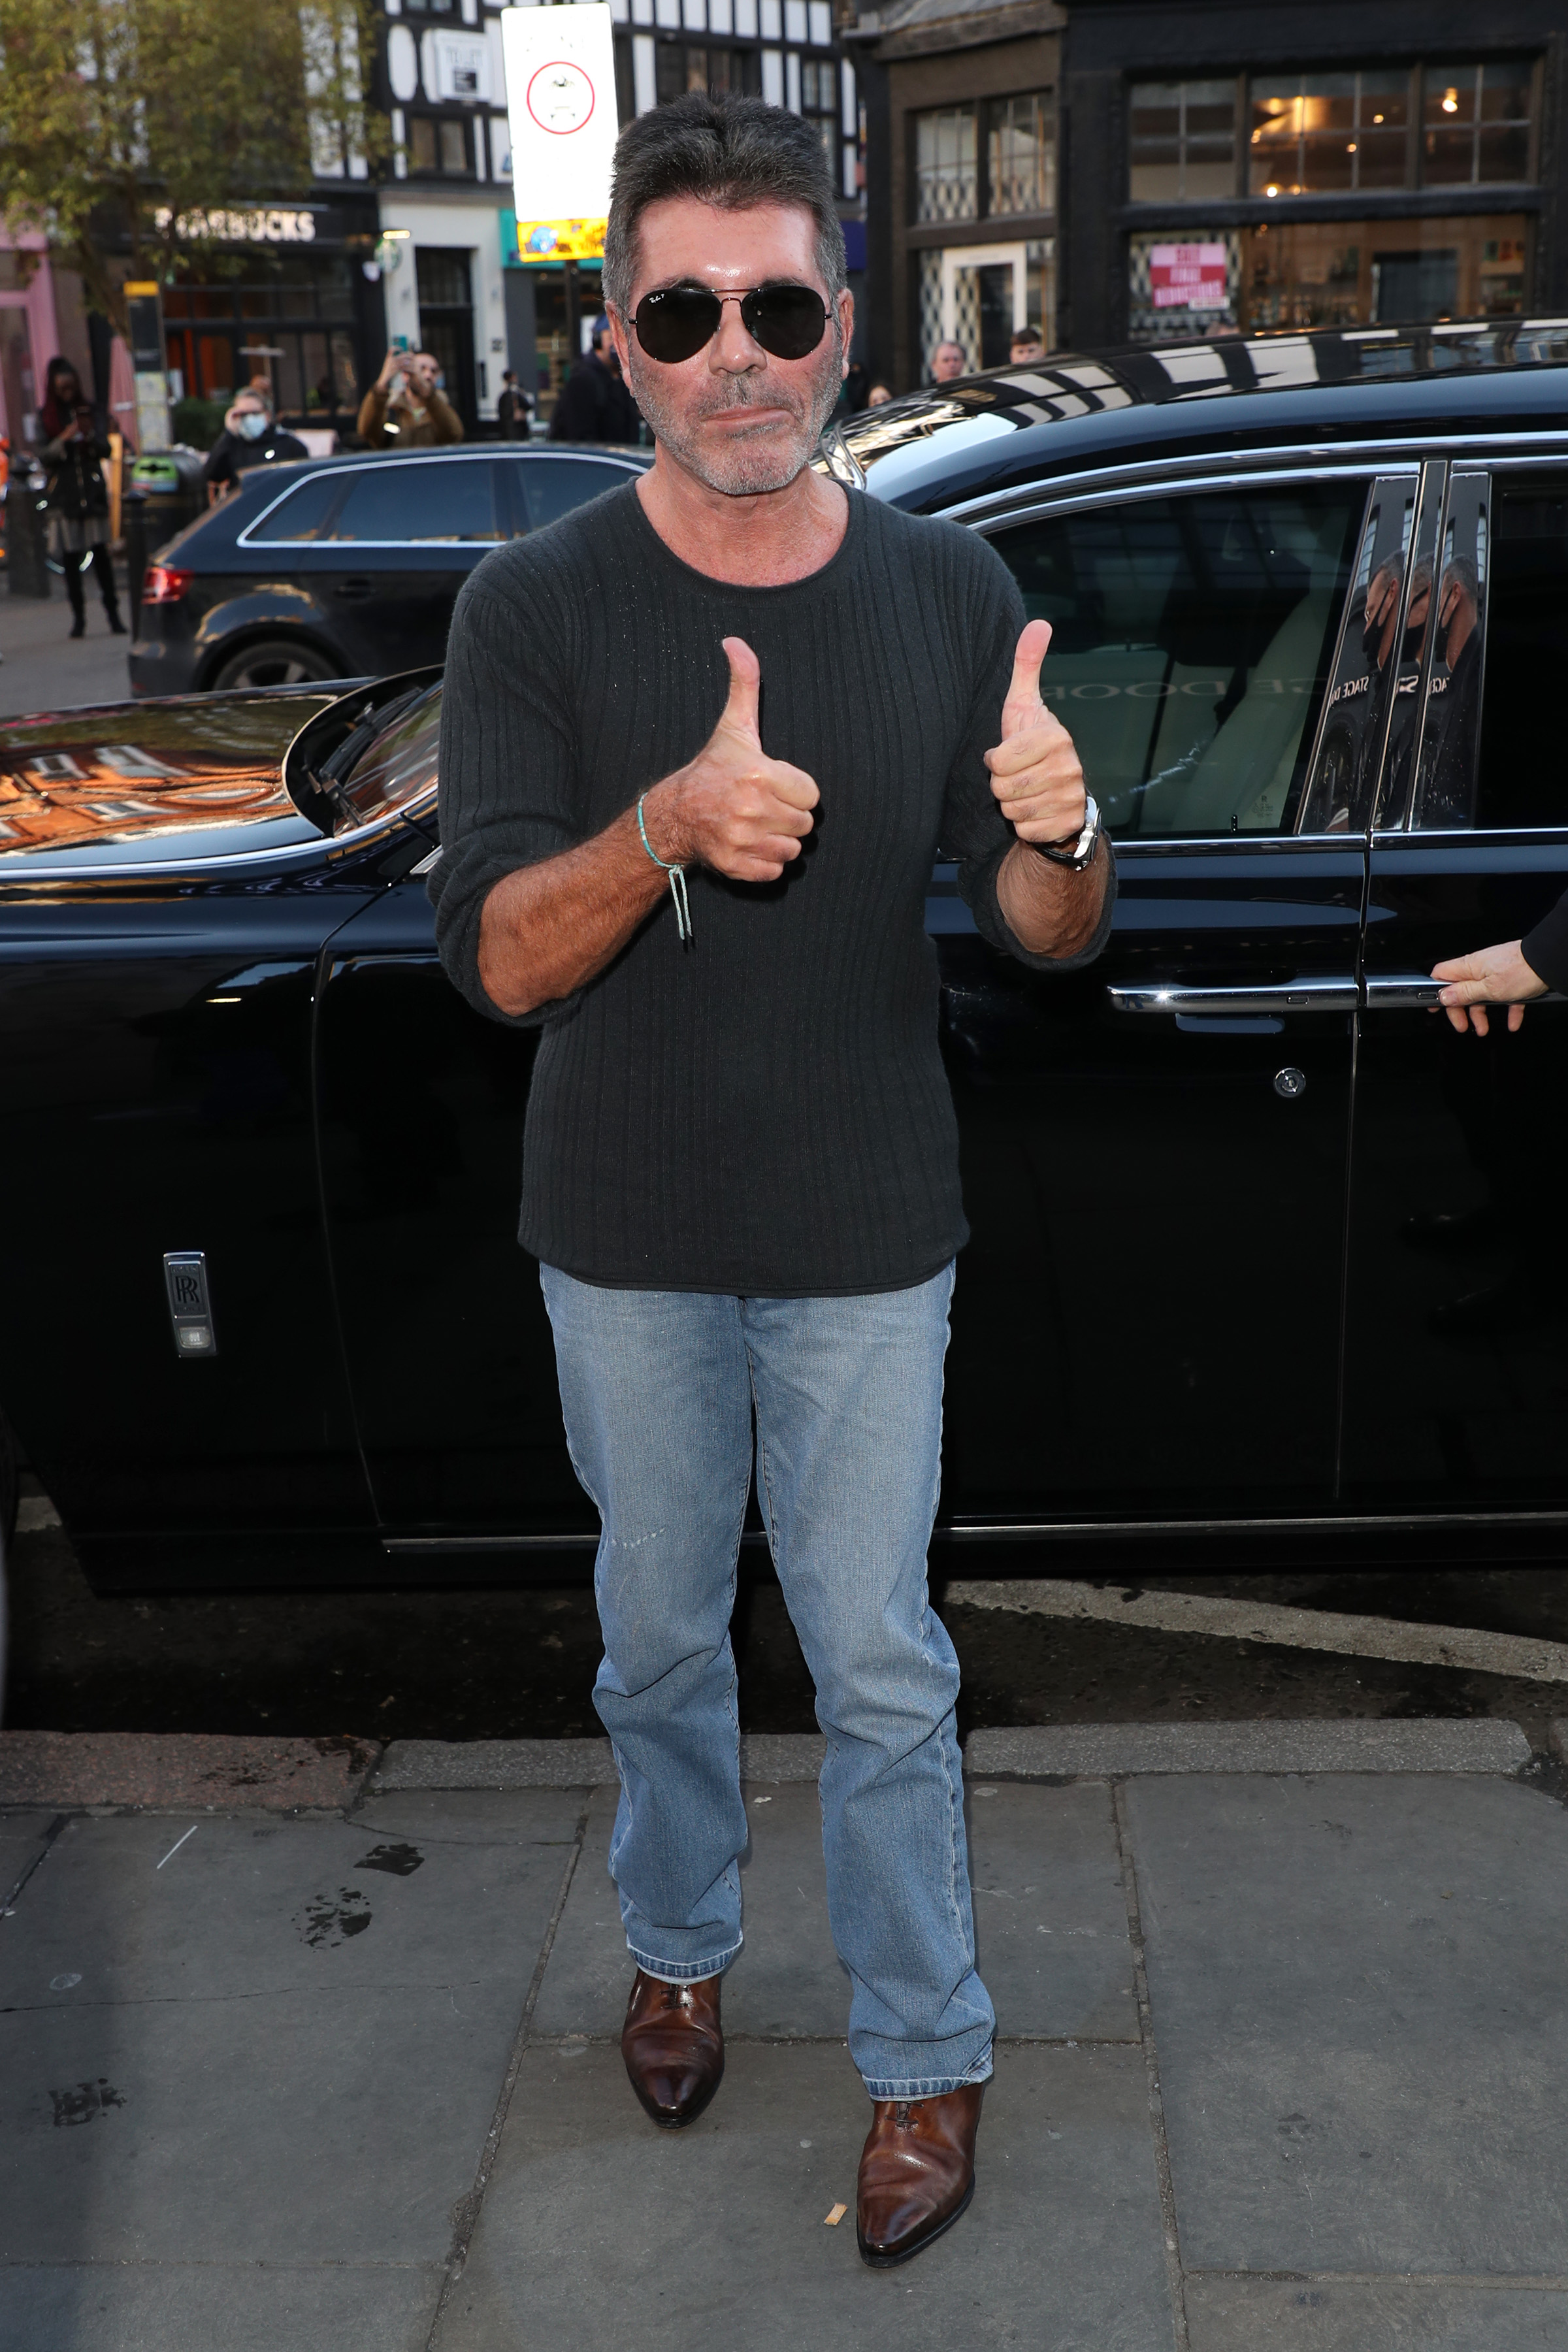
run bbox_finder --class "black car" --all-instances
[127,442,651,696]
[6,319,1568,1590]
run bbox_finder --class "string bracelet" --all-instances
[636,791,693,944]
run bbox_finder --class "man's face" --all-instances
[1009,333,1044,365]
[404,353,440,399]
[931,342,966,383]
[610,197,850,498]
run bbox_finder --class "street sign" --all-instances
[124,282,172,454]
[503,3,617,267]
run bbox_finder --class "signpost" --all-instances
[123,282,171,454]
[503,1,618,294]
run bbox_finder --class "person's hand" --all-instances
[985,619,1088,845]
[642,638,818,883]
[1432,939,1547,1035]
[376,346,406,392]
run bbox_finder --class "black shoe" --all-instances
[1431,1277,1563,1338]
[106,612,127,636]
[1403,1205,1495,1253]
[69,617,85,640]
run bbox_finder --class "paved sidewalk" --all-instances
[2,1723,1566,2351]
[0,580,134,721]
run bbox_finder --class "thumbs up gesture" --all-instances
[985,619,1088,847]
[640,636,820,884]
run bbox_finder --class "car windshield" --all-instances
[319,682,442,832]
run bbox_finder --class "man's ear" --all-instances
[606,306,634,378]
[836,286,855,378]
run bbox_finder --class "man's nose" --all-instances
[709,299,764,371]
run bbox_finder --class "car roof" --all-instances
[845,319,1568,514]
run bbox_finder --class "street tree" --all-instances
[0,0,385,336]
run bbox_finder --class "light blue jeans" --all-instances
[539,1261,994,2099]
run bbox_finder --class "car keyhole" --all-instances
[1273,1066,1307,1100]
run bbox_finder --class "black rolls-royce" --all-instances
[5,321,1568,1590]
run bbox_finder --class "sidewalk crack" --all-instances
[1112,1780,1191,2352]
[0,1813,69,1920]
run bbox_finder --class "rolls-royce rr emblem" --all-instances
[163,1252,218,1357]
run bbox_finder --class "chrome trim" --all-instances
[1370,458,1448,832]
[1366,972,1565,1009]
[942,428,1568,531]
[0,786,438,882]
[966,463,1403,538]
[387,1509,1568,1547]
[1109,977,1358,1015]
[236,451,644,549]
[1107,834,1365,855]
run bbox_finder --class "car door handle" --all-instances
[334,578,373,600]
[1108,978,1360,1015]
[1365,972,1564,1009]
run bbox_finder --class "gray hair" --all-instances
[602,92,847,319]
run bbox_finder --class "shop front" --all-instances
[155,199,384,441]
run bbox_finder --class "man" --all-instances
[497,369,532,439]
[1008,325,1045,365]
[432,94,1113,2268]
[203,387,308,505]
[930,338,967,384]
[548,313,642,443]
[355,347,463,449]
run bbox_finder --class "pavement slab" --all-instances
[1184,2274,1568,2351]
[0,2262,439,2352]
[0,1808,57,1911]
[966,1720,1533,1777]
[437,2040,1171,2352]
[967,1778,1139,2042]
[1124,1772,1568,2279]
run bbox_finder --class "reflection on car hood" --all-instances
[0,689,340,857]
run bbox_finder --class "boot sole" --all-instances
[857,2176,974,2267]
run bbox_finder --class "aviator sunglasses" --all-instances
[632,282,830,366]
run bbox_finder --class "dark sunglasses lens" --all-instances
[742,286,828,359]
[635,289,722,364]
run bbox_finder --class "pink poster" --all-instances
[1149,243,1229,314]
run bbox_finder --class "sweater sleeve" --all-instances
[937,527,1118,972]
[429,551,587,1029]
[1522,887,1568,994]
[356,385,389,446]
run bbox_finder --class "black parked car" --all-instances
[5,320,1568,1589]
[127,442,651,695]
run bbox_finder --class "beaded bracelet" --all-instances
[636,792,693,944]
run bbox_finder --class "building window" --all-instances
[1422,62,1534,187]
[655,42,762,103]
[988,92,1054,216]
[400,0,455,14]
[1250,71,1410,195]
[800,57,837,176]
[1129,80,1236,203]
[408,115,470,175]
[914,105,977,224]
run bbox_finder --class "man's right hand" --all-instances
[640,637,818,883]
[1432,939,1547,1034]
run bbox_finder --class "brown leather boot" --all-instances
[857,2083,984,2266]
[620,1967,725,2129]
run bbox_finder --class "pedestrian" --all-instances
[497,369,532,438]
[547,314,642,443]
[203,389,308,506]
[866,380,892,404]
[1008,325,1045,365]
[433,93,1113,2268]
[38,358,124,640]
[356,348,463,449]
[930,338,967,384]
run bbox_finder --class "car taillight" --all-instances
[141,563,193,605]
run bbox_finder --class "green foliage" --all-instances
[171,395,229,449]
[0,0,386,333]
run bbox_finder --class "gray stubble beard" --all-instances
[625,324,844,497]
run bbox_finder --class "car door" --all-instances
[313,456,507,674]
[936,465,1382,1524]
[1345,457,1568,1515]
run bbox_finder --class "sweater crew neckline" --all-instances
[619,473,864,602]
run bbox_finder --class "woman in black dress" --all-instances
[39,357,123,640]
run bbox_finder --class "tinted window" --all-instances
[1471,474,1568,831]
[323,685,442,830]
[992,483,1363,836]
[521,457,630,532]
[329,461,502,544]
[247,471,344,542]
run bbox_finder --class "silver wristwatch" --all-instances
[1036,794,1101,870]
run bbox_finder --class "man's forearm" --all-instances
[477,804,670,1017]
[996,835,1109,958]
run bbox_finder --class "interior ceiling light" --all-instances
[1372,112,1384,123]
[1266,183,1279,196]
[1442,89,1459,113]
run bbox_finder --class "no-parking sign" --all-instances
[503,3,618,263]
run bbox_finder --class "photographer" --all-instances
[202,389,308,505]
[356,348,463,449]
[38,357,123,640]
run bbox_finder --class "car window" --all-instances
[1464,472,1568,832]
[520,457,630,533]
[990,483,1364,837]
[327,461,502,544]
[246,471,344,542]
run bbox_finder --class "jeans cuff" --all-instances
[627,1936,742,1984]
[860,2050,994,2101]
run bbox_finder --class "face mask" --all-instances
[237,412,269,442]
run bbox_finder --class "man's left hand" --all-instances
[1432,939,1546,1035]
[985,619,1088,847]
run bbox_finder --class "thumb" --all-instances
[1002,618,1053,738]
[719,635,761,742]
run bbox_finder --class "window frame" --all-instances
[236,452,644,552]
[970,462,1396,848]
[910,90,1056,228]
[1129,76,1243,205]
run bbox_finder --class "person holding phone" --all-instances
[356,348,463,449]
[38,358,123,640]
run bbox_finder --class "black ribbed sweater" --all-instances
[431,481,1116,1295]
